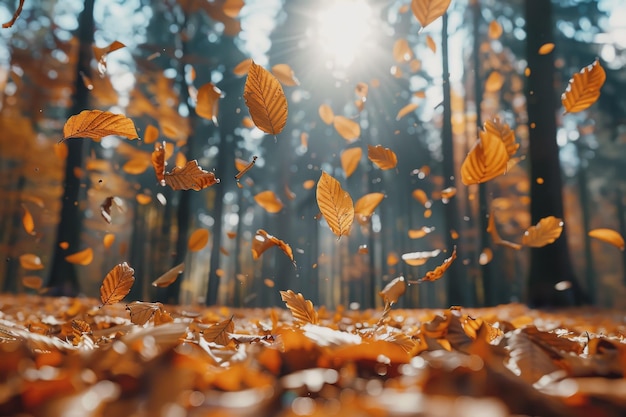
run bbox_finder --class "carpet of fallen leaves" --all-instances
[1,293,626,417]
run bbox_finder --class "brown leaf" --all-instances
[483,117,519,157]
[164,160,219,191]
[21,203,35,235]
[143,124,159,144]
[233,58,253,76]
[411,0,451,29]
[151,141,166,185]
[100,196,124,224]
[417,246,457,282]
[2,0,24,28]
[203,316,235,346]
[19,254,44,270]
[426,34,436,53]
[271,63,300,86]
[22,276,43,290]
[561,59,606,113]
[65,248,93,266]
[252,229,295,265]
[412,189,430,207]
[280,290,318,325]
[152,262,185,287]
[318,104,334,125]
[254,190,284,213]
[521,216,563,248]
[588,228,625,251]
[243,61,288,135]
[368,145,398,170]
[100,262,135,306]
[71,319,92,341]
[188,229,210,251]
[340,147,362,178]
[62,110,138,141]
[354,192,385,225]
[196,82,222,123]
[126,301,163,325]
[316,171,354,238]
[333,115,360,141]
[380,276,406,305]
[460,129,509,185]
[396,102,419,120]
[234,155,257,180]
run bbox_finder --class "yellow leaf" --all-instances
[196,82,222,123]
[561,59,606,113]
[488,20,502,39]
[340,147,362,178]
[164,160,219,191]
[252,229,295,265]
[100,262,135,306]
[354,192,385,225]
[280,290,318,325]
[411,0,451,29]
[460,129,509,185]
[522,216,563,248]
[417,246,457,282]
[19,254,44,270]
[333,115,360,141]
[21,204,35,235]
[143,124,159,144]
[151,141,166,186]
[65,248,93,266]
[538,42,555,55]
[380,276,406,305]
[62,110,138,141]
[152,262,185,288]
[396,102,418,120]
[392,38,413,63]
[175,152,187,168]
[426,35,436,53]
[318,104,335,125]
[188,229,210,252]
[316,171,354,238]
[368,144,398,170]
[485,71,504,93]
[588,228,625,251]
[254,190,284,213]
[243,61,288,135]
[271,63,300,86]
[483,117,519,157]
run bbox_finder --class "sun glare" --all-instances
[316,0,373,70]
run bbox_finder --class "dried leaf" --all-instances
[100,196,123,224]
[522,216,563,248]
[483,117,519,157]
[152,262,185,287]
[100,262,135,306]
[65,248,93,266]
[485,71,504,93]
[164,160,219,191]
[126,301,162,325]
[103,233,115,249]
[21,203,34,235]
[233,58,253,76]
[588,228,625,251]
[143,124,159,144]
[188,229,210,252]
[333,116,360,141]
[396,102,419,120]
[22,276,43,290]
[234,155,257,180]
[354,192,385,225]
[488,20,502,39]
[254,190,284,213]
[252,229,295,265]
[63,110,138,141]
[426,35,436,53]
[92,41,125,76]
[203,316,235,346]
[561,59,606,113]
[318,104,335,125]
[151,141,166,185]
[316,171,354,238]
[538,42,555,55]
[123,157,150,175]
[196,82,222,123]
[411,0,451,29]
[487,209,522,250]
[243,61,288,135]
[303,179,316,190]
[280,290,318,325]
[271,63,300,86]
[402,249,441,266]
[460,129,509,185]
[380,276,406,305]
[368,145,398,170]
[417,246,457,282]
[506,330,561,385]
[340,147,362,178]
[392,38,413,63]
[222,0,244,18]
[2,0,24,28]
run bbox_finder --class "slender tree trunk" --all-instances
[575,152,595,303]
[525,0,585,306]
[47,0,94,295]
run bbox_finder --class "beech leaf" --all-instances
[354,192,385,225]
[254,190,284,213]
[380,276,406,305]
[65,248,93,266]
[316,171,354,238]
[333,115,360,141]
[522,216,563,248]
[280,290,318,325]
[62,110,138,141]
[561,59,605,113]
[588,228,625,251]
[203,316,235,346]
[152,262,185,288]
[340,147,362,178]
[243,61,288,135]
[196,82,222,123]
[164,160,219,191]
[126,301,163,325]
[100,262,135,306]
[368,145,398,170]
[460,128,509,185]
[411,0,451,29]
[151,141,166,185]
[188,229,210,252]
[252,229,295,265]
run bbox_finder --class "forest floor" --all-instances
[1,293,625,417]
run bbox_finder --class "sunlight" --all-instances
[315,0,373,70]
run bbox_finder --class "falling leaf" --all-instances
[303,179,316,190]
[62,110,138,141]
[522,216,563,248]
[538,42,555,55]
[380,276,406,305]
[408,226,435,239]
[22,276,43,290]
[440,187,457,199]
[460,129,509,185]
[588,228,625,251]
[355,82,368,101]
[175,152,187,168]
[233,58,252,76]
[487,209,522,250]
[92,41,125,76]
[203,316,235,346]
[479,248,493,265]
[152,262,185,287]
[271,63,300,86]
[316,171,354,238]
[252,229,295,265]
[483,117,519,157]
[100,196,124,224]
[387,252,400,266]
[368,145,398,170]
[19,254,44,270]
[222,0,244,18]
[488,20,502,39]
[243,61,288,135]
[126,301,162,325]
[59,242,69,250]
[561,59,606,113]
[333,116,360,141]
[485,71,504,93]
[151,142,166,185]
[123,158,150,175]
[103,233,115,249]
[144,124,159,144]
[264,278,275,288]
[196,82,222,123]
[164,160,219,191]
[65,248,93,265]
[21,204,34,235]
[188,229,210,252]
[392,38,413,63]
[100,262,135,306]
[254,190,284,213]
[234,155,257,181]
[340,147,362,178]
[280,290,318,325]
[136,194,152,205]
[412,189,431,207]
[417,246,457,282]
[401,249,441,266]
[354,192,385,225]
[426,35,436,53]
[2,0,25,28]
[396,102,419,120]
[318,104,335,125]
[411,0,451,29]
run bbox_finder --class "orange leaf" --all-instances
[203,316,235,346]
[19,254,44,270]
[412,189,431,207]
[92,40,125,63]
[485,71,504,93]
[222,0,244,18]
[522,216,563,248]
[426,35,436,53]
[271,63,300,86]
[233,58,252,76]
[196,82,222,123]
[538,42,555,55]
[2,0,24,28]
[143,124,159,144]
[488,20,502,39]
[21,204,35,235]
[483,117,519,157]
[460,129,509,185]
[396,102,418,120]
[411,0,451,29]
[62,110,138,142]
[408,226,435,239]
[65,248,93,265]
[354,192,385,225]
[234,155,257,180]
[22,276,43,290]
[417,246,457,282]
[561,59,606,113]
[151,141,166,186]
[333,116,360,141]
[103,233,115,249]
[254,190,284,213]
[126,301,163,325]
[401,249,441,266]
[243,61,288,135]
[368,144,398,170]
[303,179,316,190]
[340,147,362,178]
[588,228,625,251]
[164,160,219,191]
[152,262,185,288]
[487,209,522,250]
[188,229,210,251]
[122,157,150,175]
[392,38,413,63]
[280,290,318,325]
[316,171,354,238]
[380,276,406,305]
[100,262,135,306]
[252,229,295,265]
[318,104,335,125]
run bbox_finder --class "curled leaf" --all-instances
[243,61,288,135]
[417,246,457,282]
[252,229,295,265]
[164,160,219,191]
[522,216,563,248]
[380,276,406,305]
[152,262,185,287]
[316,171,354,238]
[65,248,93,266]
[100,262,135,306]
[402,249,441,266]
[280,290,318,325]
[63,110,138,141]
[2,0,24,28]
[588,228,625,251]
